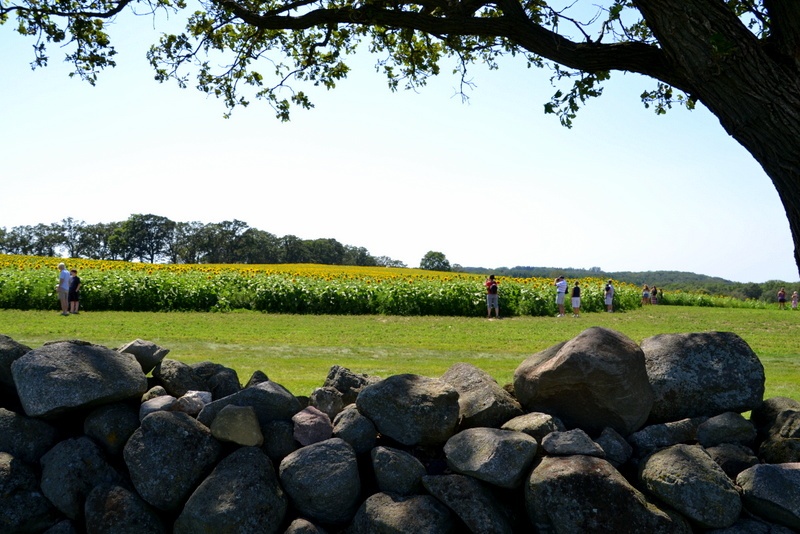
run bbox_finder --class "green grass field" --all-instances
[1,306,798,400]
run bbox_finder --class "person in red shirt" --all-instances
[485,275,499,318]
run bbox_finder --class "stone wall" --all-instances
[1,327,799,533]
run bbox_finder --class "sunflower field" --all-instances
[0,254,642,315]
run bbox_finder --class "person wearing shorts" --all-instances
[604,280,615,312]
[778,287,787,310]
[485,275,499,318]
[68,269,81,314]
[555,276,567,317]
[571,281,581,317]
[56,263,70,316]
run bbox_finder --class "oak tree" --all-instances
[3,0,799,274]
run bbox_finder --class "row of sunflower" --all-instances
[0,254,642,315]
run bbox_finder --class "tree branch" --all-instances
[763,0,800,68]
[218,0,690,91]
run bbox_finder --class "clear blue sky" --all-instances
[1,13,797,283]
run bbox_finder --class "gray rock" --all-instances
[371,445,426,496]
[262,419,298,462]
[292,405,333,446]
[706,516,797,533]
[500,411,565,442]
[595,426,633,467]
[0,334,30,389]
[0,452,59,533]
[513,327,654,435]
[696,411,757,448]
[526,455,686,533]
[84,484,166,534]
[444,427,537,488]
[309,386,344,421]
[750,397,800,442]
[422,473,513,534]
[210,404,264,446]
[638,443,742,528]
[0,407,58,463]
[40,437,124,520]
[737,462,800,530]
[117,338,169,374]
[11,340,148,418]
[758,436,800,463]
[169,390,211,417]
[123,411,222,511]
[440,362,523,429]
[141,385,168,402]
[349,492,454,534]
[627,417,705,459]
[642,332,765,423]
[541,428,605,457]
[174,447,287,534]
[83,403,140,456]
[42,520,78,534]
[356,374,460,447]
[278,438,360,525]
[244,370,270,388]
[138,394,176,421]
[152,358,208,397]
[284,518,329,533]
[323,365,379,405]
[706,443,759,480]
[332,403,377,455]
[197,380,302,428]
[191,361,241,400]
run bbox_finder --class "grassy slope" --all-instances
[1,306,798,399]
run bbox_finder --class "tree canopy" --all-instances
[3,0,799,275]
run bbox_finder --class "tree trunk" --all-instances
[634,0,800,277]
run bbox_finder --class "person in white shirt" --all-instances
[56,263,70,316]
[555,276,568,317]
[604,279,615,312]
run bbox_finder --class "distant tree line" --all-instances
[0,215,407,267]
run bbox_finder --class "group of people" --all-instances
[641,284,660,305]
[56,263,81,316]
[484,275,616,318]
[777,287,799,310]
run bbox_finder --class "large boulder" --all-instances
[641,332,765,423]
[0,407,58,464]
[333,404,377,455]
[638,444,742,529]
[349,492,454,534]
[174,447,287,534]
[356,374,460,447]
[513,327,654,435]
[278,438,361,525]
[83,403,141,456]
[40,437,125,520]
[11,340,148,418]
[444,427,537,488]
[441,362,523,429]
[152,358,208,398]
[526,455,688,533]
[0,334,30,391]
[737,463,800,530]
[422,474,514,534]
[123,411,222,511]
[84,484,166,534]
[0,452,59,533]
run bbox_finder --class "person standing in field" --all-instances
[68,269,81,314]
[778,287,787,310]
[604,279,615,312]
[485,275,500,319]
[651,286,659,304]
[642,285,650,305]
[555,276,568,317]
[792,291,798,310]
[56,263,70,316]
[571,280,581,317]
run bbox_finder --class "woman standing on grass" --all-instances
[778,287,787,310]
[571,281,581,317]
[642,285,650,305]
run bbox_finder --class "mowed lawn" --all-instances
[1,306,798,400]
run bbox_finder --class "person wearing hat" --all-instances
[555,276,568,317]
[604,279,615,312]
